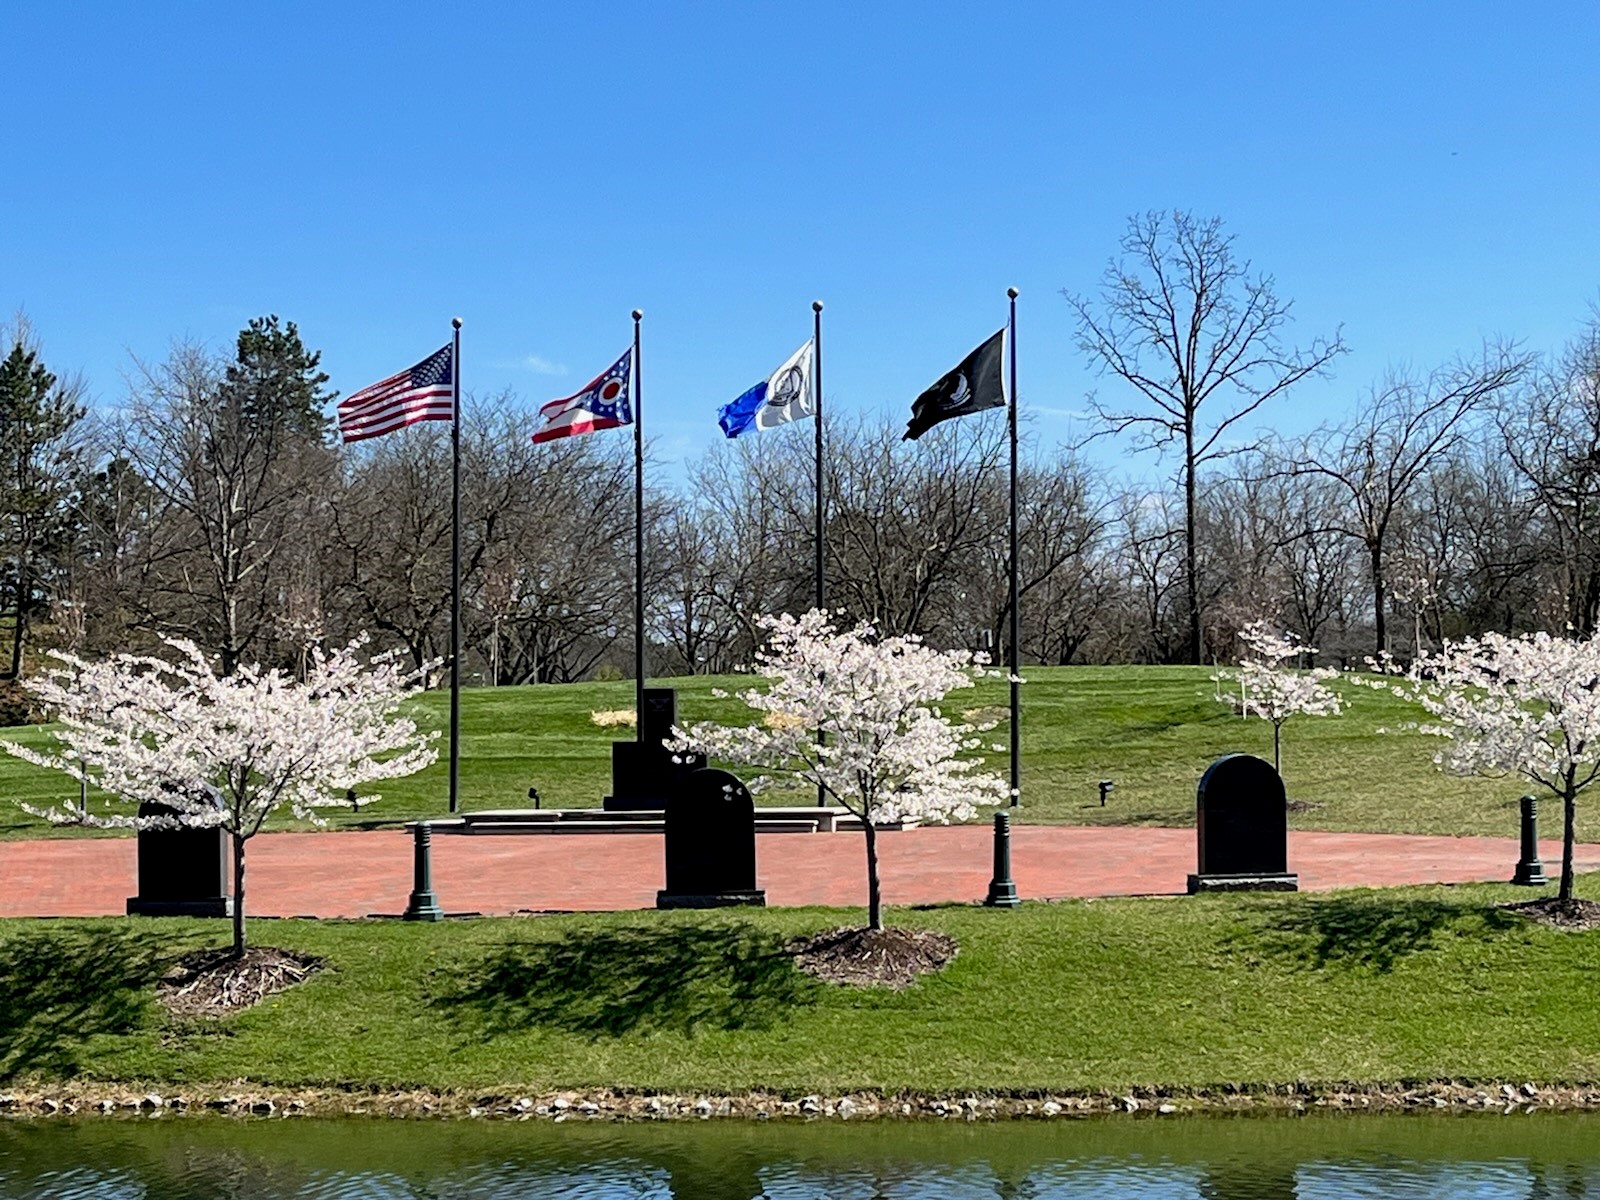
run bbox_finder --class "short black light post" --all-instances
[527,786,541,810]
[985,810,1020,908]
[403,822,444,921]
[1512,794,1549,886]
[1098,779,1114,807]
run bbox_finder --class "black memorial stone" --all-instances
[656,767,766,909]
[604,687,705,811]
[1187,753,1298,893]
[126,793,233,917]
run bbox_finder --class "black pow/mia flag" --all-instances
[903,327,1007,440]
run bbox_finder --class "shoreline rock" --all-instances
[1,1080,1599,1122]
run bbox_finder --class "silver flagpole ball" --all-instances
[813,299,823,313]
[632,309,643,322]
[1007,287,1019,300]
[452,316,463,329]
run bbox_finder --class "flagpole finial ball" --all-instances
[812,299,823,313]
[632,309,644,322]
[452,316,463,329]
[1007,287,1019,300]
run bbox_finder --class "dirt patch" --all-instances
[1502,897,1600,932]
[1286,800,1325,814]
[789,926,957,988]
[157,947,324,1017]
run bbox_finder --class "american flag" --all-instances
[338,344,455,443]
[532,349,633,444]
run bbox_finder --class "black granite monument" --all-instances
[126,794,233,917]
[1187,753,1298,893]
[604,687,706,811]
[656,767,766,909]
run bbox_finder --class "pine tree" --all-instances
[0,341,85,678]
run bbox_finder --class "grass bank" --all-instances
[3,878,1597,1097]
[0,667,1544,841]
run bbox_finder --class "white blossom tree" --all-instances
[1375,631,1600,903]
[673,609,1008,931]
[1,636,437,955]
[1213,621,1342,773]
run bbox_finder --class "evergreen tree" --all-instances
[222,315,335,439]
[0,341,86,678]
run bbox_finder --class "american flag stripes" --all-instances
[337,344,455,443]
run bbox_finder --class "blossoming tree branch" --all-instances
[1374,630,1600,904]
[1213,621,1343,773]
[0,636,437,956]
[672,609,1008,931]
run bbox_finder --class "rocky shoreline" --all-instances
[2,1080,1599,1121]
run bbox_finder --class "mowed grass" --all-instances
[3,878,1598,1093]
[0,667,1557,840]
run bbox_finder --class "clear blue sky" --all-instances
[6,2,1599,473]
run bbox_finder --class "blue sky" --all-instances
[6,2,1599,474]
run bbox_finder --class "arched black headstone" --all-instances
[656,767,766,909]
[1186,753,1298,893]
[126,792,233,917]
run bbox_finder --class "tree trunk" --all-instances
[1184,425,1202,664]
[6,558,27,680]
[863,822,883,931]
[1370,542,1387,658]
[1561,788,1577,903]
[231,832,247,957]
[1273,722,1282,775]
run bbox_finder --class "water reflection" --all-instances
[1,1113,1598,1198]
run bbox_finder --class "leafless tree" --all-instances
[1290,347,1528,655]
[1065,210,1345,663]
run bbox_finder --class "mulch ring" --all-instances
[1502,897,1600,932]
[788,926,957,989]
[157,947,325,1018]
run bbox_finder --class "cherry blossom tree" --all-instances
[1375,631,1600,903]
[1213,621,1342,773]
[673,609,1007,930]
[1,636,437,955]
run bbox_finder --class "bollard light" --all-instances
[984,811,1021,908]
[1098,779,1114,807]
[1512,794,1549,886]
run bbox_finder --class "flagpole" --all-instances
[813,298,826,808]
[632,308,645,731]
[449,316,463,815]
[1006,287,1020,808]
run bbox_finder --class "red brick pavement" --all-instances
[2,825,1596,918]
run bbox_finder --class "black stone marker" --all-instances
[604,686,706,811]
[126,793,233,917]
[656,767,766,909]
[1187,753,1298,893]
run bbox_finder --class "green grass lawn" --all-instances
[4,879,1598,1094]
[0,666,1555,840]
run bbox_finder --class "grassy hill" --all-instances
[0,666,1554,841]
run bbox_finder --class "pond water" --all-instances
[2,1111,1599,1198]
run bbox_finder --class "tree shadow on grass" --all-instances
[429,923,818,1039]
[0,926,177,1079]
[1228,895,1522,974]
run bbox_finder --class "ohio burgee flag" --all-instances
[718,341,815,438]
[338,343,454,443]
[903,328,1007,440]
[532,349,633,443]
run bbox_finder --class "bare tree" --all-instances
[1498,316,1600,635]
[1290,347,1528,655]
[1065,211,1345,662]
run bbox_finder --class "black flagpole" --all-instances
[1007,287,1020,807]
[632,308,645,730]
[449,316,463,814]
[813,299,826,808]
